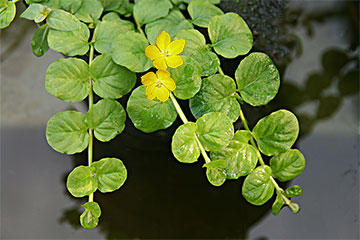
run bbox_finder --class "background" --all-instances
[1,0,359,239]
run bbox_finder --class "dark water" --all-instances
[1,0,359,239]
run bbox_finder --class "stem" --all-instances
[218,66,224,75]
[270,176,291,205]
[169,93,211,164]
[88,45,95,202]
[134,16,145,36]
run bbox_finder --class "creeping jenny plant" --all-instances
[2,0,306,229]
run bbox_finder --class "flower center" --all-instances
[160,50,170,58]
[155,79,163,88]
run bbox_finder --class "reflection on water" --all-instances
[1,0,359,239]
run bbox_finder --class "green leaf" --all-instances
[272,194,284,216]
[0,1,15,29]
[270,149,305,182]
[188,0,223,28]
[175,29,206,56]
[111,31,152,72]
[48,22,90,56]
[75,0,103,23]
[94,18,134,54]
[168,56,201,100]
[90,54,136,99]
[20,3,50,23]
[45,58,90,102]
[210,130,257,179]
[196,112,234,151]
[232,130,251,143]
[60,0,83,14]
[86,99,126,142]
[133,0,172,25]
[289,202,300,213]
[235,52,280,106]
[206,166,226,187]
[80,202,101,229]
[92,158,127,193]
[46,110,89,154]
[46,9,81,31]
[208,12,253,58]
[31,24,49,57]
[171,122,200,163]
[253,110,299,156]
[191,49,220,77]
[203,159,227,169]
[145,9,193,45]
[127,86,177,133]
[99,0,123,11]
[190,74,240,122]
[66,166,97,197]
[242,166,274,205]
[284,185,303,198]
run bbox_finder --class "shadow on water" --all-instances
[58,0,359,238]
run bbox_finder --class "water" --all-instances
[1,0,359,239]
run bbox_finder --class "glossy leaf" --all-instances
[196,112,234,151]
[66,166,97,197]
[206,166,226,187]
[188,0,223,28]
[272,194,284,216]
[80,202,101,229]
[75,0,103,23]
[270,149,305,182]
[133,0,172,25]
[20,3,50,23]
[235,52,280,106]
[190,74,240,122]
[242,166,274,205]
[0,1,15,29]
[48,22,90,56]
[92,158,127,193]
[171,122,200,163]
[111,31,152,72]
[127,86,177,133]
[31,24,49,57]
[168,56,201,99]
[90,54,136,99]
[253,110,299,156]
[208,12,253,58]
[175,29,206,55]
[46,111,89,154]
[86,99,126,142]
[191,49,220,76]
[45,58,90,102]
[203,160,227,169]
[145,9,193,45]
[46,9,81,31]
[211,130,257,179]
[284,185,303,198]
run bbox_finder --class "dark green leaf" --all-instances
[46,111,89,154]
[270,149,305,182]
[284,185,303,198]
[0,1,15,29]
[188,0,223,28]
[242,166,274,205]
[235,52,280,106]
[66,166,97,197]
[47,9,81,31]
[86,99,126,142]
[272,194,284,216]
[133,0,172,25]
[80,202,101,229]
[206,166,226,186]
[31,24,49,57]
[126,86,177,133]
[20,3,50,23]
[171,122,200,163]
[75,0,103,23]
[253,110,299,156]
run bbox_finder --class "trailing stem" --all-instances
[88,44,95,202]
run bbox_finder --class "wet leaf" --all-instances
[270,149,305,182]
[66,166,97,197]
[171,122,200,163]
[206,166,226,187]
[31,24,49,57]
[191,49,220,76]
[203,159,227,169]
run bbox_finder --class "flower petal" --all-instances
[145,84,157,100]
[156,70,170,80]
[153,57,167,70]
[156,31,170,52]
[157,86,170,102]
[145,45,161,60]
[166,55,183,68]
[162,77,176,92]
[141,72,157,86]
[168,39,185,55]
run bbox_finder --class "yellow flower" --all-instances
[141,70,176,102]
[145,31,185,70]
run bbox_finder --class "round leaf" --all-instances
[74,0,103,23]
[80,201,101,229]
[203,160,227,169]
[0,1,15,29]
[111,31,152,72]
[86,99,126,142]
[133,0,172,25]
[46,9,81,31]
[60,0,83,14]
[208,12,253,58]
[92,158,127,193]
[206,167,226,187]
[242,166,274,206]
[31,24,49,57]
[191,49,220,76]
[48,22,90,56]
[46,111,89,154]
[253,110,299,156]
[90,54,136,99]
[190,74,240,122]
[196,112,234,151]
[175,29,206,56]
[126,86,177,133]
[270,149,305,182]
[171,122,200,163]
[45,58,90,102]
[284,185,303,198]
[168,56,201,100]
[188,0,223,28]
[66,166,97,197]
[235,52,280,106]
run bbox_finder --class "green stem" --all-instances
[134,16,145,36]
[88,45,95,202]
[218,66,224,75]
[169,93,211,164]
